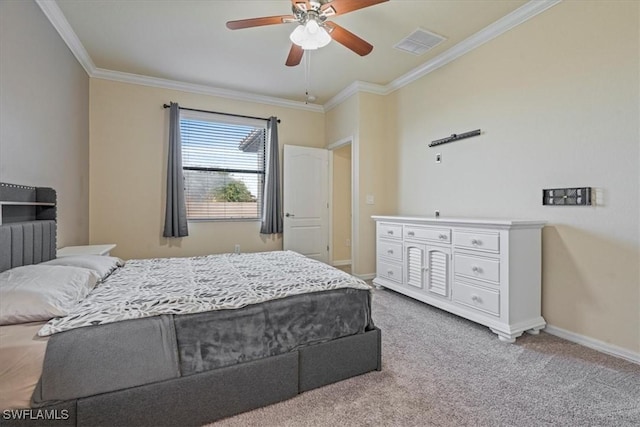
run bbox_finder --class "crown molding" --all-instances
[326,0,561,110]
[35,0,96,75]
[324,81,389,111]
[39,0,560,114]
[36,0,323,113]
[91,68,324,113]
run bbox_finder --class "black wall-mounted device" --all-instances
[542,187,592,206]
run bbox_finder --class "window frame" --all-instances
[180,110,267,222]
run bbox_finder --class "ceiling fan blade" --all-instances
[321,0,388,16]
[226,15,295,30]
[290,0,310,12]
[325,22,373,56]
[286,44,304,67]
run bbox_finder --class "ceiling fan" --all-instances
[226,0,388,67]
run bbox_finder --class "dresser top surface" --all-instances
[372,215,546,229]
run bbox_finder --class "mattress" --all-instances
[0,322,48,409]
[39,250,370,336]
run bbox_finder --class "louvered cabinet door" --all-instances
[404,244,425,289]
[426,247,451,298]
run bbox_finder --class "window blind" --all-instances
[181,115,265,220]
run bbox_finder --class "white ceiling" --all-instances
[52,0,531,106]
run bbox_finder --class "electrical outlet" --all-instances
[234,244,240,254]
[436,153,442,163]
[594,188,603,206]
[345,238,351,247]
[435,210,440,218]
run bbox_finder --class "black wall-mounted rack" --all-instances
[429,129,481,147]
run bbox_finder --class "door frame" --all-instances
[328,135,359,275]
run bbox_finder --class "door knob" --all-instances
[285,213,295,217]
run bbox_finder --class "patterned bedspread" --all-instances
[38,251,370,336]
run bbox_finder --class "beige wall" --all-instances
[325,92,397,276]
[325,95,358,146]
[332,145,351,263]
[326,93,398,277]
[326,95,359,268]
[356,92,398,275]
[393,1,639,353]
[0,0,89,247]
[89,79,325,260]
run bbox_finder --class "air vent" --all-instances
[394,28,446,55]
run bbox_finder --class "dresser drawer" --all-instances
[453,231,500,253]
[378,240,403,261]
[454,253,500,283]
[453,281,500,316]
[379,223,402,240]
[378,260,403,284]
[404,226,451,244]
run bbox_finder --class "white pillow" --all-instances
[0,265,99,325]
[42,255,124,281]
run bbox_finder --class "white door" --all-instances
[283,145,329,263]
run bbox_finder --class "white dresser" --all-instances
[372,216,546,342]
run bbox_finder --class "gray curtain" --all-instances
[260,117,283,234]
[163,102,189,237]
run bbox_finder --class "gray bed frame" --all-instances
[0,183,382,427]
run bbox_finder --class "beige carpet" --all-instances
[209,288,640,426]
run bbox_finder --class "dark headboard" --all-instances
[0,183,57,272]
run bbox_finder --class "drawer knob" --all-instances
[471,239,481,245]
[471,294,482,303]
[472,266,482,273]
[387,249,394,254]
[387,270,394,275]
[439,234,447,239]
[407,231,415,236]
[387,230,394,235]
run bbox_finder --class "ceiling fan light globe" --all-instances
[306,19,320,34]
[290,24,307,46]
[316,27,331,47]
[291,23,331,50]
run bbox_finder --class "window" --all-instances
[181,111,266,220]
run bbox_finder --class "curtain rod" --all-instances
[163,104,280,124]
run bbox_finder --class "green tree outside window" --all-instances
[213,181,256,202]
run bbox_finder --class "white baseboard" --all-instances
[332,260,351,267]
[544,324,640,365]
[355,273,376,281]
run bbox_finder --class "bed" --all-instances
[0,183,381,426]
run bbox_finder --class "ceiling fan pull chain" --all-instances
[305,51,312,104]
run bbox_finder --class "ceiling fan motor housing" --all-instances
[292,2,329,26]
